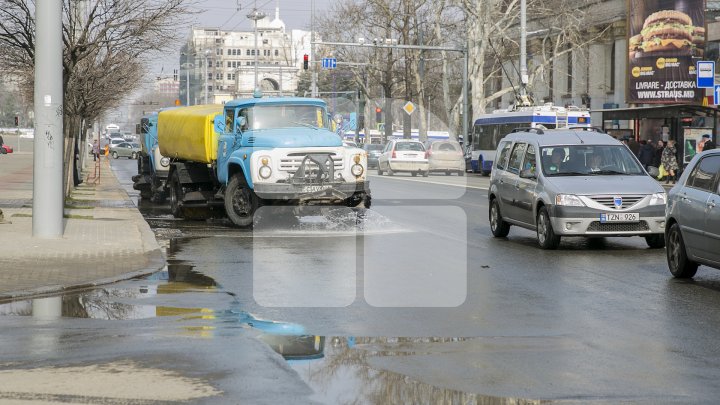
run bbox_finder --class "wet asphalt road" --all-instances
[2,158,720,404]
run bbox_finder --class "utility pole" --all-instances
[310,0,317,97]
[247,3,266,91]
[519,0,528,96]
[33,0,64,238]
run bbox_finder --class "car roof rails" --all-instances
[568,126,605,134]
[511,127,544,135]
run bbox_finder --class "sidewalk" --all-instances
[0,136,165,302]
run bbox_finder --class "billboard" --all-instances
[627,0,706,104]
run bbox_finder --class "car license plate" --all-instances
[600,212,639,223]
[302,185,331,193]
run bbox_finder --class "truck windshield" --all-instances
[248,105,328,130]
[540,145,645,176]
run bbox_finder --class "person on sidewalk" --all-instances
[637,140,655,169]
[662,140,680,184]
[92,139,100,161]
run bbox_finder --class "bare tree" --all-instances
[458,0,611,118]
[0,0,195,193]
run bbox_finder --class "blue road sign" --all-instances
[322,58,337,69]
[697,61,715,89]
[714,85,720,105]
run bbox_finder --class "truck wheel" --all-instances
[347,192,371,209]
[169,171,183,218]
[225,174,259,228]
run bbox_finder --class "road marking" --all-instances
[368,174,489,191]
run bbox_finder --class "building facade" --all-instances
[494,0,720,128]
[180,7,311,105]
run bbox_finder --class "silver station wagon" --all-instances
[488,128,666,249]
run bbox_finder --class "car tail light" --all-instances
[392,150,396,159]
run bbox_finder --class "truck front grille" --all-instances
[279,154,344,173]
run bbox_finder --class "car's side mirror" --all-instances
[520,168,537,179]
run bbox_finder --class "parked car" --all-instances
[109,138,125,147]
[377,139,429,177]
[488,128,666,249]
[0,144,13,154]
[109,142,141,159]
[427,140,465,176]
[665,149,720,278]
[363,143,384,169]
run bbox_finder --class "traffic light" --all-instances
[375,107,382,123]
[14,116,18,126]
[303,54,309,70]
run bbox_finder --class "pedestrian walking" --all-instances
[637,139,655,169]
[653,140,664,169]
[92,139,100,161]
[661,140,680,184]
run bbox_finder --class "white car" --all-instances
[427,140,465,176]
[377,139,429,177]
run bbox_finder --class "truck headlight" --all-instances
[555,194,585,207]
[351,164,364,177]
[649,192,666,205]
[258,156,272,179]
[160,157,170,167]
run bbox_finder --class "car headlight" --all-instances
[555,194,585,207]
[351,164,364,177]
[649,192,667,205]
[258,156,272,179]
[160,157,170,167]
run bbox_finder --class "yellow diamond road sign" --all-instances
[403,101,416,115]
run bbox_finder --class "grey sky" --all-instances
[151,0,334,75]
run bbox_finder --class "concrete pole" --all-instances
[310,0,317,97]
[204,51,209,104]
[33,0,64,238]
[520,0,528,95]
[186,63,190,106]
[463,43,469,141]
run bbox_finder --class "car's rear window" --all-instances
[432,142,460,151]
[364,144,383,151]
[395,142,425,151]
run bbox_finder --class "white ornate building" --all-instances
[180,7,312,105]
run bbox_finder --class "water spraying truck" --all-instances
[155,97,371,227]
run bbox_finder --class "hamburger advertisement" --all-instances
[627,0,706,104]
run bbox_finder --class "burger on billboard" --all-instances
[627,1,706,104]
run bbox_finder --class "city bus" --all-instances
[467,103,591,174]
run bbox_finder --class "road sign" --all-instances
[697,61,715,88]
[402,101,416,115]
[322,58,337,69]
[714,85,720,105]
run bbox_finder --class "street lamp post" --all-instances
[203,49,211,104]
[247,7,266,91]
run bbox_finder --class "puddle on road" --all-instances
[0,266,537,405]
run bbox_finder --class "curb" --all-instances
[0,249,166,303]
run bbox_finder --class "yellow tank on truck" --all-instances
[158,105,224,164]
